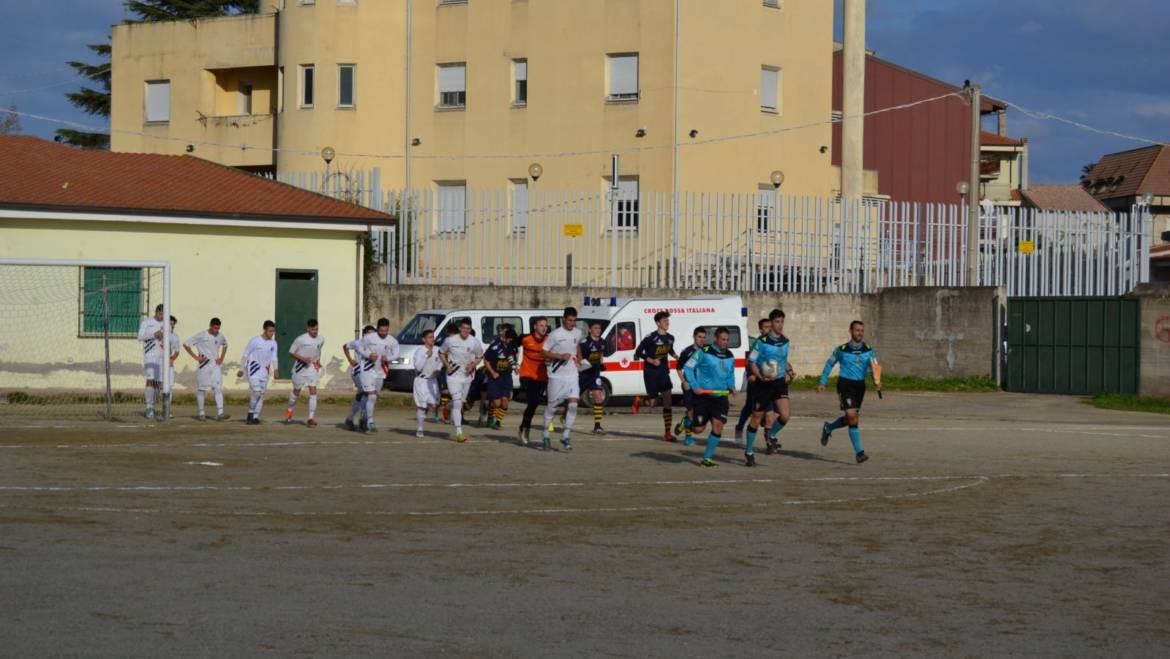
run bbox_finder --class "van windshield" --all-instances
[397,313,446,345]
[578,318,611,334]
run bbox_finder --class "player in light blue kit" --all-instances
[817,320,882,464]
[682,327,738,468]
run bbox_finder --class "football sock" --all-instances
[145,387,156,410]
[848,425,862,454]
[416,408,426,430]
[364,394,377,424]
[252,393,265,418]
[593,403,603,425]
[452,402,463,433]
[702,432,721,460]
[563,402,578,438]
[214,389,224,414]
[195,391,205,414]
[308,395,317,418]
[745,426,758,454]
[347,396,362,422]
[543,404,557,438]
[736,402,752,429]
[663,406,673,434]
[828,416,848,433]
[287,393,297,410]
[770,418,786,438]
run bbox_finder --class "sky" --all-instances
[1,0,1167,184]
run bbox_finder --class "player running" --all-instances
[285,318,325,427]
[440,318,485,443]
[137,304,170,419]
[435,324,460,423]
[745,309,793,457]
[516,316,549,446]
[674,327,708,446]
[541,307,583,451]
[734,318,772,442]
[237,321,280,425]
[343,325,378,431]
[411,329,442,437]
[634,311,678,442]
[482,324,518,430]
[183,317,229,421]
[579,321,608,435]
[682,327,737,467]
[817,320,882,464]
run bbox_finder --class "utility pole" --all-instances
[967,83,982,286]
[841,0,866,202]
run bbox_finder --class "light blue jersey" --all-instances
[683,345,736,395]
[819,342,878,384]
[750,333,791,375]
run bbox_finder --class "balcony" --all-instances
[195,112,274,169]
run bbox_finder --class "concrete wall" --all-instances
[367,283,996,380]
[1133,284,1170,397]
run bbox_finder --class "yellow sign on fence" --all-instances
[563,223,584,237]
[1018,240,1035,255]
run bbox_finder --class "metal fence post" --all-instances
[101,274,113,420]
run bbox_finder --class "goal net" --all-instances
[0,260,172,421]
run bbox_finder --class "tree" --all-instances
[0,101,20,135]
[58,1,260,149]
[1081,162,1097,180]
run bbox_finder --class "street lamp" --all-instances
[770,170,786,190]
[528,162,543,182]
[321,146,336,194]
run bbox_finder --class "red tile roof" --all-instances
[0,136,392,224]
[1019,185,1109,212]
[980,131,1024,147]
[1082,144,1170,201]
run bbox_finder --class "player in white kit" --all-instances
[541,307,583,451]
[183,317,230,421]
[342,318,399,433]
[137,304,168,419]
[285,318,325,428]
[343,325,377,431]
[439,318,484,443]
[412,329,443,437]
[237,320,280,425]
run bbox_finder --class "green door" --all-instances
[275,269,319,380]
[1007,297,1139,395]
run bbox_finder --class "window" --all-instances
[80,267,143,336]
[763,0,782,8]
[761,66,780,112]
[608,176,639,231]
[437,317,472,345]
[238,81,253,115]
[299,64,315,108]
[438,63,466,108]
[396,313,445,345]
[298,0,315,5]
[607,54,639,101]
[144,80,170,123]
[513,59,528,105]
[338,64,355,107]
[532,315,564,331]
[757,185,776,232]
[604,322,637,356]
[509,179,529,232]
[481,316,522,339]
[701,326,742,349]
[439,0,467,5]
[436,181,468,233]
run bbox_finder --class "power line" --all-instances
[0,76,90,96]
[1002,99,1168,147]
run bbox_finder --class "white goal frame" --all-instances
[0,258,173,420]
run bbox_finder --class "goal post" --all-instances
[0,258,172,421]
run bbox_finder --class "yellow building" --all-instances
[111,0,837,198]
[0,136,393,404]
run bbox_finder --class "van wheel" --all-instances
[598,379,612,407]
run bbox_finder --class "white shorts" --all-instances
[247,374,269,393]
[144,361,162,383]
[413,376,440,408]
[195,363,223,392]
[547,376,580,408]
[359,368,383,393]
[447,373,473,403]
[291,364,320,390]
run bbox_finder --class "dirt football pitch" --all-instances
[1,391,1168,657]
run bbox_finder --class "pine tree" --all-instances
[0,101,21,136]
[57,1,260,149]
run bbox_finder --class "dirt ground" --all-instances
[1,391,1168,658]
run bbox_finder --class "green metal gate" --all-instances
[274,269,319,380]
[1006,298,1139,394]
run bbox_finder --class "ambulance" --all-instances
[576,295,749,405]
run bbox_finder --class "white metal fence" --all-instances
[272,171,1152,297]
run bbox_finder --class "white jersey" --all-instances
[184,330,228,362]
[544,326,583,380]
[413,345,442,380]
[440,334,484,375]
[372,332,401,364]
[138,317,165,364]
[289,332,325,376]
[241,335,279,376]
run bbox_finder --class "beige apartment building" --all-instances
[111,0,837,199]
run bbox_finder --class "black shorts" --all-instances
[520,377,546,405]
[579,371,603,393]
[681,388,694,410]
[752,378,789,411]
[485,374,513,401]
[467,371,486,399]
[692,395,730,427]
[643,369,673,398]
[837,377,866,410]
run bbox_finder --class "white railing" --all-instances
[270,171,1152,296]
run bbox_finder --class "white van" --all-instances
[387,308,562,392]
[576,295,749,404]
